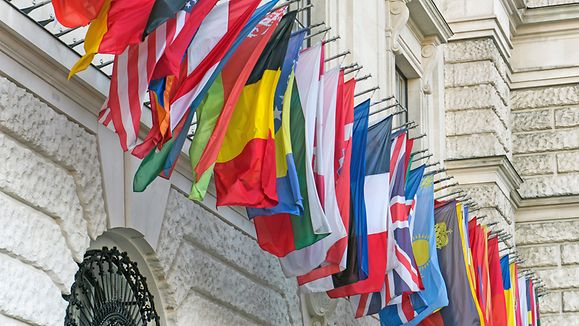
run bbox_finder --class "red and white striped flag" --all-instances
[99,0,219,151]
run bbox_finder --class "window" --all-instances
[394,67,408,124]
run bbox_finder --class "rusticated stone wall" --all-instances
[443,37,517,239]
[0,76,107,325]
[512,83,579,324]
[511,85,579,199]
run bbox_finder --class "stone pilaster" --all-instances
[443,38,520,237]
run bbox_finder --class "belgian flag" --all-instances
[213,11,297,208]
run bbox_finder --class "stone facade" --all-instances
[0,0,578,325]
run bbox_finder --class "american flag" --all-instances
[99,10,191,151]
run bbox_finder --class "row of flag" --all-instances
[53,0,543,323]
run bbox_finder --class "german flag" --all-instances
[213,11,297,208]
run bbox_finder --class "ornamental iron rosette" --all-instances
[64,247,160,326]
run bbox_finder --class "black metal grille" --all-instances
[65,247,160,326]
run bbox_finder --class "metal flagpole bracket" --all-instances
[411,133,427,140]
[323,35,340,44]
[434,181,458,193]
[344,66,363,75]
[414,153,433,162]
[412,148,429,156]
[296,4,314,13]
[434,175,453,184]
[342,63,358,71]
[272,0,301,11]
[309,21,326,29]
[304,27,331,40]
[355,74,372,82]
[354,86,379,98]
[325,51,350,62]
[370,96,395,107]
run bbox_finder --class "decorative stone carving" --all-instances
[304,292,338,326]
[389,0,410,54]
[421,39,441,94]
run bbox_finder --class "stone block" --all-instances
[512,84,579,110]
[563,291,579,312]
[513,109,553,132]
[513,154,555,176]
[537,266,579,289]
[458,184,514,222]
[176,291,259,326]
[0,191,76,293]
[444,38,507,79]
[445,61,509,103]
[517,220,579,245]
[445,85,510,126]
[518,174,579,198]
[562,243,579,265]
[555,107,579,127]
[446,109,510,150]
[0,77,106,240]
[540,313,579,326]
[557,152,579,173]
[519,245,560,267]
[528,0,579,7]
[0,254,67,325]
[513,129,579,154]
[167,241,292,325]
[158,190,301,325]
[539,292,562,314]
[0,133,89,261]
[446,133,507,159]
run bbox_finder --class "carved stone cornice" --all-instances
[445,155,524,208]
[420,36,441,94]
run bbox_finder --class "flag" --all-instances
[300,98,369,290]
[247,29,307,218]
[187,4,284,200]
[275,67,348,277]
[435,201,482,326]
[379,170,449,326]
[511,263,523,326]
[213,11,296,208]
[98,10,188,151]
[353,164,426,318]
[385,131,422,301]
[132,1,282,191]
[52,0,105,28]
[144,0,190,38]
[519,276,528,326]
[529,279,537,326]
[70,0,163,77]
[501,255,516,326]
[295,76,357,290]
[469,220,493,325]
[254,48,329,259]
[327,114,393,298]
[488,236,508,326]
[131,0,260,158]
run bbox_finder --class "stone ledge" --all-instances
[0,76,107,241]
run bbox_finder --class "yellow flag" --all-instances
[68,0,111,79]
